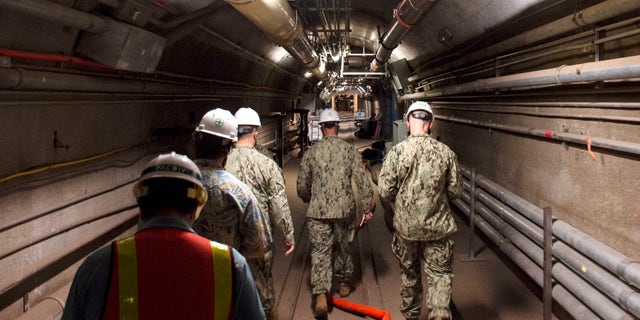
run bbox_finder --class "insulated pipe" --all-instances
[437,114,640,157]
[462,166,640,294]
[370,0,438,71]
[402,54,640,99]
[554,263,634,320]
[474,0,640,61]
[553,221,640,291]
[0,0,107,33]
[198,27,307,82]
[432,100,640,110]
[475,188,544,244]
[453,199,599,319]
[462,191,636,319]
[225,0,325,77]
[410,0,640,82]
[465,184,640,318]
[0,48,109,69]
[554,242,640,318]
[0,68,293,100]
[463,168,640,290]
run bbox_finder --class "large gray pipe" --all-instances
[467,183,640,318]
[463,191,636,319]
[408,0,640,82]
[0,68,294,100]
[370,0,438,71]
[402,54,640,99]
[0,0,107,33]
[225,0,325,78]
[467,168,640,291]
[460,167,640,312]
[435,114,640,157]
[453,199,600,319]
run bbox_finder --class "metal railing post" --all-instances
[543,207,554,320]
[458,168,485,262]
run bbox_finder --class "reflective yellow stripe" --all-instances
[211,241,232,319]
[115,237,231,320]
[117,237,138,320]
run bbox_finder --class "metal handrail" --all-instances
[454,164,640,319]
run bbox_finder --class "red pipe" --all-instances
[0,48,109,69]
[327,295,392,320]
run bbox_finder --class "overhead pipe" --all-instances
[0,67,294,100]
[402,54,640,99]
[432,100,640,110]
[0,48,109,69]
[0,0,107,33]
[412,20,640,86]
[225,0,326,79]
[436,114,640,157]
[370,0,438,71]
[409,0,640,82]
[198,26,308,83]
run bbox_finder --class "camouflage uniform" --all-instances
[192,158,271,259]
[297,135,373,295]
[378,133,462,320]
[226,146,295,312]
[255,143,277,163]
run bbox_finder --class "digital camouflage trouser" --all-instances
[248,246,275,312]
[308,217,354,295]
[392,233,454,320]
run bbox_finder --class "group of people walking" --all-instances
[62,101,461,320]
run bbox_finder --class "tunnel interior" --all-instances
[1,0,640,319]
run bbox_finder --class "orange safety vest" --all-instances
[103,228,233,319]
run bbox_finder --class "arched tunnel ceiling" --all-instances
[152,0,602,94]
[0,0,609,98]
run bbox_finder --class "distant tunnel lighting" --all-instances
[268,46,290,63]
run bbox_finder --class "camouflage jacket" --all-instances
[192,159,271,258]
[378,133,462,241]
[297,135,373,219]
[226,146,295,246]
[254,143,277,163]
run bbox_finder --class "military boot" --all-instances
[314,293,328,318]
[265,309,276,320]
[338,282,351,297]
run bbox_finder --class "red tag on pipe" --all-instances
[544,131,553,138]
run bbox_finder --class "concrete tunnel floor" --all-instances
[269,129,555,320]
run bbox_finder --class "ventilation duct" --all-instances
[225,0,326,79]
[370,0,438,71]
[0,0,167,73]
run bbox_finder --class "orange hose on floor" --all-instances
[327,295,391,320]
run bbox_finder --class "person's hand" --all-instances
[362,210,374,224]
[284,244,295,256]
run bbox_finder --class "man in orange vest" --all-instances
[62,152,265,320]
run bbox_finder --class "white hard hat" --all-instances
[407,101,433,115]
[319,108,340,124]
[195,108,238,142]
[235,107,261,127]
[133,152,208,218]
